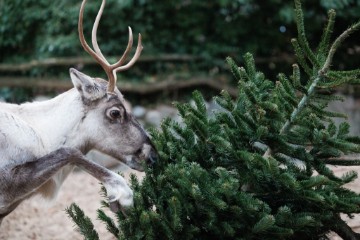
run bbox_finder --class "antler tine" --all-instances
[79,0,143,94]
[114,33,143,72]
[111,27,134,69]
[107,30,143,93]
[79,0,109,70]
[91,0,109,64]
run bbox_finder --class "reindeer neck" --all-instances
[13,89,89,153]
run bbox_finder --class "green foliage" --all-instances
[1,0,360,76]
[67,0,360,239]
[0,87,33,103]
[66,204,99,240]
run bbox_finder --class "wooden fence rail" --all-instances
[0,76,238,97]
[0,54,202,72]
[0,53,296,97]
[0,54,294,72]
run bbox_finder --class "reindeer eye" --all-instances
[106,107,123,120]
[110,110,121,118]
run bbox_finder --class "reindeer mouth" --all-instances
[123,144,157,172]
[124,155,145,171]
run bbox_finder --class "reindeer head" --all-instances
[71,0,156,171]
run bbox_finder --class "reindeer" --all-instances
[0,0,156,225]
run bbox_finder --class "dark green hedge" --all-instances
[1,0,359,75]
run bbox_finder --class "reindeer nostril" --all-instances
[147,152,157,166]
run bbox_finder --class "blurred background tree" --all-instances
[0,0,359,103]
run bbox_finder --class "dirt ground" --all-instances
[0,160,359,239]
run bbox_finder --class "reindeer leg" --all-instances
[3,147,132,215]
[0,148,76,222]
[42,148,133,209]
[71,153,133,211]
[2,148,80,202]
[0,149,76,225]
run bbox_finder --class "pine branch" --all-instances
[294,0,319,68]
[291,39,312,76]
[97,209,119,238]
[325,159,360,166]
[263,74,323,158]
[317,10,336,59]
[66,204,100,240]
[330,69,360,77]
[291,64,301,88]
[264,12,360,159]
[331,214,360,240]
[322,20,360,73]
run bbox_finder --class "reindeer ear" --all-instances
[70,68,106,101]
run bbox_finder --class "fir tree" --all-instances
[67,0,360,239]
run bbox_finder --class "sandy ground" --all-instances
[0,159,359,239]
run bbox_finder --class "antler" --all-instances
[78,0,143,93]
